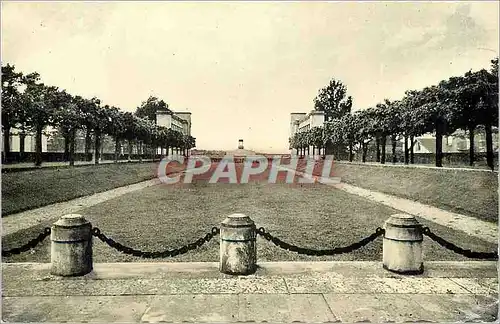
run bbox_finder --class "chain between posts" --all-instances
[3,225,497,260]
[256,227,385,256]
[422,227,498,260]
[2,227,51,257]
[91,227,220,258]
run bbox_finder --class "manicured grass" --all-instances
[1,162,169,216]
[329,163,498,223]
[3,180,496,263]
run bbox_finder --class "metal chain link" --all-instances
[256,227,385,256]
[92,227,220,258]
[422,227,498,259]
[2,227,51,257]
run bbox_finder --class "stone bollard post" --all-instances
[220,213,257,275]
[383,213,423,274]
[51,214,93,276]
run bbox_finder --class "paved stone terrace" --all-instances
[2,261,497,322]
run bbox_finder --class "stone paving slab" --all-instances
[6,274,493,297]
[3,261,497,280]
[238,294,337,322]
[323,293,498,322]
[2,296,153,323]
[3,293,497,323]
[141,294,239,323]
[2,261,497,323]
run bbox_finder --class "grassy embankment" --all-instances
[3,162,496,263]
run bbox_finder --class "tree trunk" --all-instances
[348,143,353,162]
[114,137,120,163]
[139,141,143,163]
[307,146,310,156]
[128,140,133,161]
[3,125,11,163]
[375,136,381,162]
[468,125,475,166]
[94,131,101,165]
[404,135,409,165]
[391,135,397,164]
[410,135,415,164]
[435,119,444,167]
[485,123,494,171]
[362,142,368,163]
[63,134,70,162]
[85,128,92,161]
[381,135,386,164]
[69,128,76,166]
[35,125,43,167]
[19,130,26,162]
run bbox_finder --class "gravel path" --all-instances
[2,178,161,236]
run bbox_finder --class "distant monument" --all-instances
[226,139,256,157]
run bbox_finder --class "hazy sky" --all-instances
[2,1,498,152]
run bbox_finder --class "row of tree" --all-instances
[290,58,498,169]
[2,64,196,166]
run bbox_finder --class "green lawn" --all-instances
[1,162,165,216]
[3,181,496,263]
[331,163,498,223]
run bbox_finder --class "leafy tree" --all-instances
[134,117,156,162]
[339,114,360,162]
[91,104,114,164]
[53,93,83,166]
[443,72,485,166]
[309,126,324,156]
[323,118,347,159]
[475,63,498,170]
[80,97,101,161]
[414,85,457,167]
[373,100,394,164]
[385,100,404,164]
[135,96,171,122]
[399,90,433,164]
[314,78,353,123]
[1,64,25,161]
[51,90,75,162]
[23,80,62,166]
[289,134,299,155]
[106,106,127,162]
[353,109,376,163]
[181,134,196,156]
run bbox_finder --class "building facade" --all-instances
[156,109,192,136]
[289,110,325,154]
[155,109,192,155]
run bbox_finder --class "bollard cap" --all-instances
[54,214,90,227]
[221,213,255,227]
[384,213,420,228]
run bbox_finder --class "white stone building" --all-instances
[155,109,192,154]
[289,110,325,154]
[156,109,191,136]
[2,127,50,153]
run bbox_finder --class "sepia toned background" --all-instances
[2,1,498,152]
